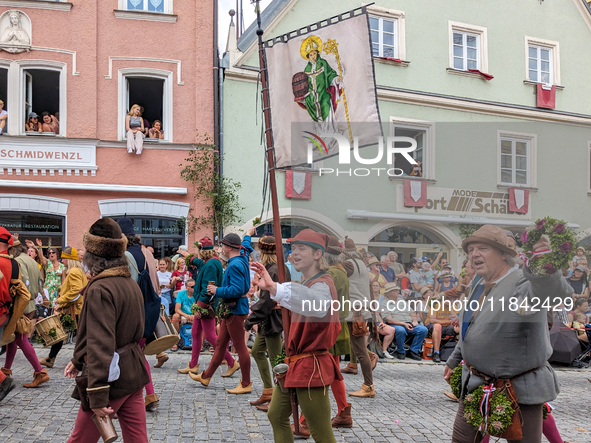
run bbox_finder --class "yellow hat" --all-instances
[61,246,79,261]
[300,36,322,60]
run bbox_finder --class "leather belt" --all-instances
[284,350,329,365]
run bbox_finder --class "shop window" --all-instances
[23,68,60,135]
[0,212,64,251]
[118,217,184,258]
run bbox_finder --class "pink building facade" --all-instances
[0,0,215,257]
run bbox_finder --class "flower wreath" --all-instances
[463,384,515,436]
[519,217,576,277]
[191,302,209,317]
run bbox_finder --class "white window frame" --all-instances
[389,117,436,180]
[369,15,398,59]
[525,36,560,86]
[367,6,406,60]
[497,131,537,188]
[118,68,173,143]
[119,0,173,14]
[7,60,67,137]
[448,21,488,73]
[588,142,591,194]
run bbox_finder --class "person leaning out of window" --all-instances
[26,112,42,132]
[125,104,144,155]
[148,120,164,140]
[41,111,59,134]
[0,100,7,134]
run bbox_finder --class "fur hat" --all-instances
[258,236,276,254]
[117,217,135,236]
[221,233,242,249]
[61,246,79,261]
[83,218,128,259]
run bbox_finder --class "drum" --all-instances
[144,305,179,355]
[35,314,68,347]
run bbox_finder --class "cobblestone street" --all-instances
[0,343,590,442]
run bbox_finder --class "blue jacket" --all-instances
[215,236,253,315]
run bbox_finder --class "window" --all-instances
[125,0,169,13]
[23,69,61,135]
[369,16,397,58]
[118,69,173,142]
[452,32,479,71]
[497,132,537,188]
[448,21,488,73]
[524,37,560,86]
[390,118,435,179]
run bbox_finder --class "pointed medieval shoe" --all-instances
[340,363,358,374]
[0,376,14,402]
[39,357,55,369]
[221,361,240,377]
[443,391,459,402]
[348,383,375,398]
[1,367,12,376]
[178,363,199,374]
[23,369,50,388]
[250,387,274,406]
[369,352,378,370]
[189,371,211,387]
[255,403,269,412]
[145,393,159,411]
[291,418,311,439]
[331,403,353,428]
[154,352,169,368]
[226,381,252,394]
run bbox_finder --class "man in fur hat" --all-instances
[444,225,573,442]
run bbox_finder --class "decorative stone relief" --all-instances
[0,10,31,53]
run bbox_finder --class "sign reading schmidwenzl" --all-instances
[396,185,530,218]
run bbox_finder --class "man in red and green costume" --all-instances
[252,228,342,442]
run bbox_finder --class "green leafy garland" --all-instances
[463,385,515,436]
[450,364,462,398]
[47,327,58,340]
[520,217,576,276]
[191,303,209,317]
[60,314,76,333]
[272,351,286,368]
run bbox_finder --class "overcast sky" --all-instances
[218,0,266,51]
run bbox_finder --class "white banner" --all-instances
[265,9,382,168]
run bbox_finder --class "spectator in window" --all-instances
[409,160,422,177]
[379,255,395,283]
[148,120,164,140]
[0,100,6,134]
[26,112,42,132]
[125,104,144,155]
[567,266,589,300]
[41,112,59,134]
[380,282,427,360]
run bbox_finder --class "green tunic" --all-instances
[304,56,338,122]
[328,265,351,356]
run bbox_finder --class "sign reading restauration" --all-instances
[396,184,531,218]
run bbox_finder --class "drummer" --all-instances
[39,246,87,369]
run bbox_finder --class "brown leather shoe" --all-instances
[221,361,240,377]
[331,403,353,428]
[226,381,252,394]
[369,352,378,370]
[255,403,269,412]
[145,393,159,411]
[291,418,311,439]
[348,383,375,398]
[341,363,358,374]
[189,371,211,386]
[23,369,50,388]
[250,387,274,405]
[39,357,55,369]
[1,367,12,376]
[154,352,169,368]
[443,391,459,402]
[178,363,199,374]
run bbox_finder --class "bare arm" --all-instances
[125,115,131,132]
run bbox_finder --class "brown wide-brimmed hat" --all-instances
[461,225,517,257]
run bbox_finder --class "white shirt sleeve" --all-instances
[272,282,332,318]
